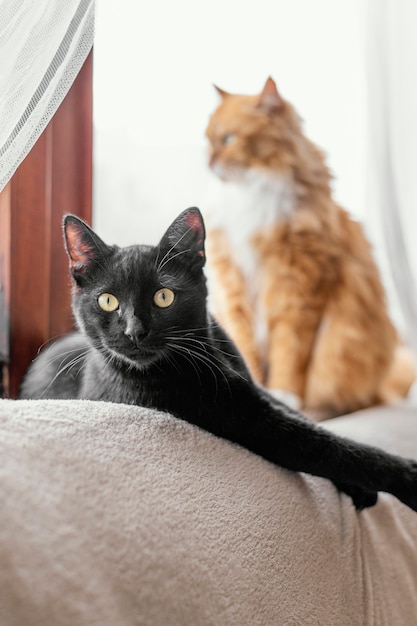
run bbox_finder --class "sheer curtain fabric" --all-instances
[366,0,417,354]
[0,0,94,191]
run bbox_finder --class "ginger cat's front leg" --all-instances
[265,299,325,407]
[256,224,335,406]
[206,229,263,382]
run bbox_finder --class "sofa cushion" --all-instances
[0,399,416,625]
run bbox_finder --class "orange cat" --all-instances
[204,77,415,419]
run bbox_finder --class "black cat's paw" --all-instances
[334,482,378,511]
[397,459,417,512]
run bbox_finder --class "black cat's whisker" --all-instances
[171,335,247,381]
[153,360,166,375]
[58,350,89,376]
[156,226,192,269]
[182,346,223,398]
[166,343,202,384]
[43,346,87,364]
[167,343,210,389]
[99,352,124,393]
[46,348,89,374]
[163,351,184,376]
[168,327,235,345]
[167,330,216,343]
[168,341,233,398]
[157,247,192,272]
[40,350,90,397]
[179,335,242,361]
[167,325,211,334]
[156,226,193,272]
[37,334,75,354]
[169,334,227,369]
[70,355,89,385]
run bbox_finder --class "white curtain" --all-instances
[366,0,417,353]
[0,0,95,191]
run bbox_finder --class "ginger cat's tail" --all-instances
[377,343,416,404]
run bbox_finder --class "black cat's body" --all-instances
[20,208,417,512]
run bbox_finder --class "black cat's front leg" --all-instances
[221,381,417,512]
[260,388,380,509]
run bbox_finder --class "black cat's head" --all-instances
[63,208,207,371]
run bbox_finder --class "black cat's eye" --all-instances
[222,133,236,146]
[153,288,175,308]
[98,293,119,312]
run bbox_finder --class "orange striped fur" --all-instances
[205,77,415,419]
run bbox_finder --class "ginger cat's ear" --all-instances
[213,84,230,99]
[257,77,283,113]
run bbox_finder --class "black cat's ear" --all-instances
[256,77,283,113]
[63,215,110,283]
[158,208,206,267]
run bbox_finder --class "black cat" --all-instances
[20,208,417,512]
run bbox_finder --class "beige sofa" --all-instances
[1,398,417,625]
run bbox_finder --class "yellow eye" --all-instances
[153,288,175,308]
[98,293,119,312]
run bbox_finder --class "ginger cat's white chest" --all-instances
[205,170,296,357]
[206,170,295,287]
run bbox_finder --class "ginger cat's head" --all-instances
[206,77,328,188]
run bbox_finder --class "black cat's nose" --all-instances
[124,318,148,346]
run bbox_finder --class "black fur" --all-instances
[20,208,417,512]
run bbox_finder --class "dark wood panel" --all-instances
[9,131,51,398]
[0,184,11,396]
[0,52,92,398]
[0,184,11,362]
[49,51,93,338]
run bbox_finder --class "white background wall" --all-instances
[93,0,367,247]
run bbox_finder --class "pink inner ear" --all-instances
[66,224,94,271]
[185,212,205,257]
[258,77,282,111]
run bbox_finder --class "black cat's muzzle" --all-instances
[124,318,149,347]
[124,327,149,348]
[107,330,167,370]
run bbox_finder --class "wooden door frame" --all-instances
[0,52,93,398]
